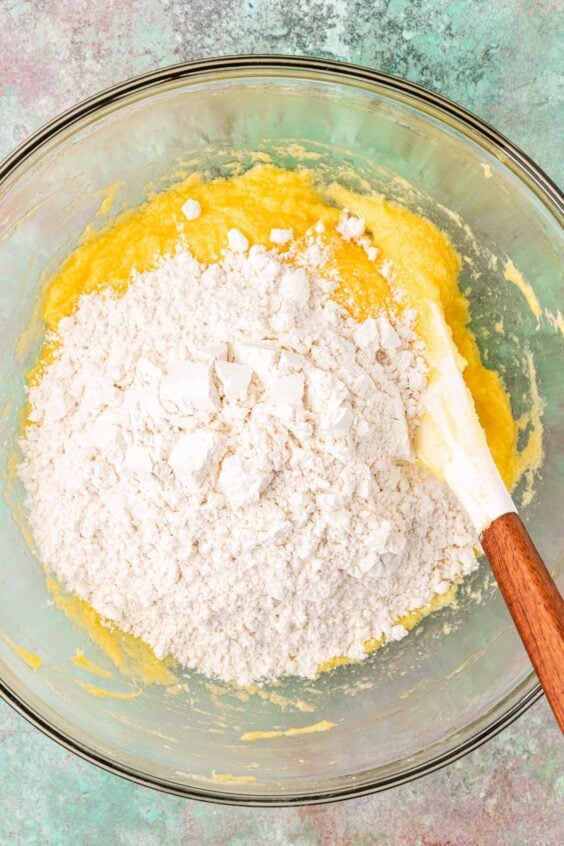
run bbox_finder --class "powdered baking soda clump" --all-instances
[19,224,478,685]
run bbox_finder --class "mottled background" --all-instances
[0,1,562,844]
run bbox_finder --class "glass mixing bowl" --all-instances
[0,56,562,805]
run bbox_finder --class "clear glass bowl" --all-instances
[0,57,562,805]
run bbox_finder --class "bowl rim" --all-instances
[0,54,560,806]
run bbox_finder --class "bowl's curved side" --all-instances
[1,55,562,212]
[0,672,544,804]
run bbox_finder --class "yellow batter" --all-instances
[4,635,43,670]
[26,163,540,679]
[240,719,336,742]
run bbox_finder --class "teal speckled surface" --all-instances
[1,2,562,843]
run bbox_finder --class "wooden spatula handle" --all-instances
[481,512,564,731]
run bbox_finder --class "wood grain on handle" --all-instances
[481,512,564,732]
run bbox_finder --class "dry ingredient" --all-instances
[19,218,478,685]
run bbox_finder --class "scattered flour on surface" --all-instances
[19,221,479,685]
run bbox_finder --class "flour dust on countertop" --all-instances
[19,218,478,685]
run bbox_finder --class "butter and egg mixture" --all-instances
[17,165,540,685]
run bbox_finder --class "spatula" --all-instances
[415,301,564,730]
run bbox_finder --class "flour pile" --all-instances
[19,223,478,684]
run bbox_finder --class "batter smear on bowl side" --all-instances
[17,165,537,685]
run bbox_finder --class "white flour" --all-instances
[19,222,478,684]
